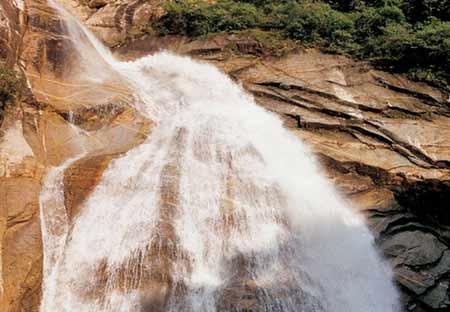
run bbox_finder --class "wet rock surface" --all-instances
[217,52,450,312]
[0,1,449,311]
[0,1,150,311]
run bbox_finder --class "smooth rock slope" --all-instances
[0,1,449,311]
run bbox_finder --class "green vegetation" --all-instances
[154,0,450,87]
[0,64,22,115]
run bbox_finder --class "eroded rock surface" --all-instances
[225,52,450,312]
[0,1,449,311]
[0,1,150,311]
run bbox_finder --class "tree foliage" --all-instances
[155,0,450,86]
[0,65,21,113]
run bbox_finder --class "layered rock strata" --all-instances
[0,1,449,311]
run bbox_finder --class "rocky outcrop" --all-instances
[0,0,449,311]
[66,0,162,47]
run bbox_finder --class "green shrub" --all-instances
[261,1,354,49]
[401,0,450,22]
[0,65,21,113]
[156,0,261,36]
[413,19,450,84]
[415,18,450,64]
[324,0,362,11]
[354,5,406,41]
[153,0,450,86]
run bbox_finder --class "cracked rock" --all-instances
[381,231,447,267]
[420,281,450,310]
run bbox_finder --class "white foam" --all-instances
[40,1,401,311]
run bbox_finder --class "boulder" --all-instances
[381,231,447,267]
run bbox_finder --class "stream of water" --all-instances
[39,1,401,311]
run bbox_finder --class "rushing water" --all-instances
[39,1,401,311]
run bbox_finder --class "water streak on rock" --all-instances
[40,1,401,311]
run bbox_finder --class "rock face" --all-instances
[198,47,450,312]
[0,1,449,311]
[0,1,150,311]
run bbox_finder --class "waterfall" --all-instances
[40,1,401,311]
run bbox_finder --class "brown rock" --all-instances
[420,281,450,310]
[0,107,45,312]
[395,266,435,296]
[64,154,114,220]
[0,1,449,311]
[0,1,152,311]
[381,231,447,267]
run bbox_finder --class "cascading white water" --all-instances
[40,1,401,311]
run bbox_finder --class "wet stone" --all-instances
[427,250,450,279]
[381,231,447,267]
[395,266,435,295]
[419,281,450,310]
